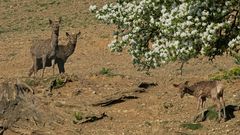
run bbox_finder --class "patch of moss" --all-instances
[180,123,203,130]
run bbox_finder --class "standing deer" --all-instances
[28,31,81,75]
[29,17,61,77]
[173,80,226,122]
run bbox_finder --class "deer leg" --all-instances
[51,58,55,76]
[33,57,38,77]
[216,99,222,122]
[200,97,205,119]
[57,60,65,74]
[197,97,204,120]
[197,97,201,110]
[220,96,226,120]
[42,56,46,78]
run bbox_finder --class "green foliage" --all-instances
[74,112,83,121]
[180,123,203,130]
[209,67,240,80]
[24,78,40,87]
[99,67,113,76]
[52,78,65,89]
[206,106,219,120]
[229,67,240,76]
[233,54,240,65]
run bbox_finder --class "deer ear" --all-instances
[66,32,70,37]
[173,84,179,87]
[184,81,189,85]
[77,31,81,38]
[49,19,53,25]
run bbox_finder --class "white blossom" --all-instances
[90,0,240,69]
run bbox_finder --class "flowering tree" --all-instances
[90,0,240,71]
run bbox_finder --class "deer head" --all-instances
[66,31,81,45]
[173,81,189,98]
[49,17,62,34]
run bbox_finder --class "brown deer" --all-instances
[173,80,226,122]
[29,17,61,77]
[28,31,81,75]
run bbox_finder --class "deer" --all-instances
[28,31,81,75]
[173,80,226,122]
[29,17,61,78]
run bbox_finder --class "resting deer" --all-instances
[29,17,61,77]
[173,80,226,122]
[28,31,81,75]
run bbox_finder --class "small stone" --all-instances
[92,91,96,94]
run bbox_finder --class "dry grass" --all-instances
[1,0,240,135]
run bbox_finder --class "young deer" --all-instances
[29,17,61,77]
[28,31,81,75]
[173,80,226,121]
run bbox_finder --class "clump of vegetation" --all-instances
[24,78,40,87]
[209,67,240,80]
[74,112,83,121]
[233,54,240,65]
[99,67,114,76]
[50,78,65,89]
[180,123,203,130]
[73,111,83,124]
[206,106,219,121]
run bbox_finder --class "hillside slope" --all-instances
[1,0,240,134]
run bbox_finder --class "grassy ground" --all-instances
[1,0,240,135]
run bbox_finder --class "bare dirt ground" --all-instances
[1,0,240,135]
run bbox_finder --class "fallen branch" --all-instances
[92,95,138,107]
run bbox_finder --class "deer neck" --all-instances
[65,42,76,57]
[51,31,59,48]
[186,87,195,96]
